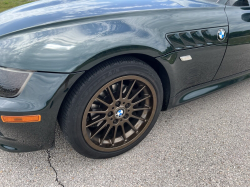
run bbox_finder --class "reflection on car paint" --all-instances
[0,0,226,73]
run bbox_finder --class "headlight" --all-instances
[0,67,32,98]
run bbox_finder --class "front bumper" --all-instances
[0,71,83,152]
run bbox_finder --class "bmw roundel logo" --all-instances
[217,29,226,41]
[116,109,124,118]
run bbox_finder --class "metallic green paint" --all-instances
[214,6,250,79]
[157,44,227,97]
[170,69,250,107]
[0,71,84,152]
[3,0,249,153]
[0,0,227,73]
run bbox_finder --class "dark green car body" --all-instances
[0,0,249,152]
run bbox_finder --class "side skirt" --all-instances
[168,69,250,108]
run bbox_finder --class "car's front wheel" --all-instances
[59,56,163,158]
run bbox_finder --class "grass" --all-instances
[0,0,34,13]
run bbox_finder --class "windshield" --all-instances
[199,0,228,4]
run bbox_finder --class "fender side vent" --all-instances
[166,27,227,51]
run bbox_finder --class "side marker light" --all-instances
[1,115,41,123]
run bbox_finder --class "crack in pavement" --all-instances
[46,150,65,187]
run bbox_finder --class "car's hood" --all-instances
[0,0,220,37]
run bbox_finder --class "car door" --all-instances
[214,0,250,79]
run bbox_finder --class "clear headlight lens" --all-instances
[0,67,32,98]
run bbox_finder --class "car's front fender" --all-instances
[0,6,227,73]
[0,11,174,72]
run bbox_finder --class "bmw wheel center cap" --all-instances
[115,108,125,118]
[218,29,226,41]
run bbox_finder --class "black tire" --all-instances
[58,56,163,159]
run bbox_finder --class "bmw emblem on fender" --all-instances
[217,29,226,41]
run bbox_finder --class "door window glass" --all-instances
[227,0,249,6]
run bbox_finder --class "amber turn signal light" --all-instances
[1,115,41,123]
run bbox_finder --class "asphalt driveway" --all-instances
[1,79,250,187]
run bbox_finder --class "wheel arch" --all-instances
[57,53,171,123]
[129,54,170,111]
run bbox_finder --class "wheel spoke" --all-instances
[126,121,137,131]
[108,86,116,102]
[131,86,146,101]
[121,124,126,140]
[88,110,107,114]
[112,126,118,144]
[96,98,109,107]
[86,117,106,128]
[100,125,112,145]
[120,80,123,99]
[90,122,107,139]
[131,115,145,122]
[133,107,151,112]
[132,95,151,105]
[82,75,156,152]
[125,80,136,99]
